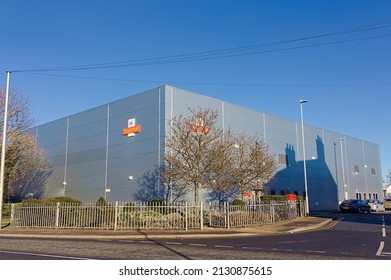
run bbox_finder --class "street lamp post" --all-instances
[340,137,347,199]
[0,71,11,229]
[299,99,309,216]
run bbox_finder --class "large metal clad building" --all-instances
[33,85,383,211]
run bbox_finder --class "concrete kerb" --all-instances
[0,217,334,240]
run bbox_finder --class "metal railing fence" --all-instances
[10,200,304,230]
[208,201,303,228]
[10,201,203,230]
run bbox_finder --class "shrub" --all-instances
[123,202,136,213]
[259,194,303,204]
[2,203,11,217]
[232,199,245,206]
[96,197,107,206]
[20,196,81,206]
[148,200,165,214]
[44,196,81,205]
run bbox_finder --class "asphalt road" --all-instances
[0,212,390,260]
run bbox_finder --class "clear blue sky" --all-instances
[1,0,390,180]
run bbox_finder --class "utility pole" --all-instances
[0,71,11,229]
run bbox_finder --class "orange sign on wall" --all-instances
[122,125,141,136]
[189,124,210,134]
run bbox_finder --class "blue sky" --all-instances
[1,0,390,180]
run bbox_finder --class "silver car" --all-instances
[366,199,385,212]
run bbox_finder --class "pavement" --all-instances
[0,215,338,240]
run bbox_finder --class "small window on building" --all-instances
[353,165,360,174]
[356,193,362,199]
[368,193,372,200]
[363,193,367,200]
[371,168,376,176]
[280,190,285,195]
[270,190,276,195]
[374,193,378,200]
[278,154,287,166]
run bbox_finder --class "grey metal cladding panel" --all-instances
[68,104,107,127]
[68,119,107,142]
[48,166,65,180]
[50,155,66,167]
[344,137,365,162]
[108,151,157,175]
[109,87,160,118]
[67,161,106,180]
[362,141,380,161]
[108,138,158,159]
[37,130,67,148]
[223,102,264,134]
[67,148,106,165]
[67,110,107,153]
[265,114,297,130]
[168,87,223,116]
[40,143,66,159]
[265,115,297,141]
[67,136,106,155]
[36,117,68,137]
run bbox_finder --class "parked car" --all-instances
[365,199,385,212]
[383,198,391,210]
[339,199,371,213]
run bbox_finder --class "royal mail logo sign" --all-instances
[122,118,141,137]
[189,118,210,134]
[189,124,210,134]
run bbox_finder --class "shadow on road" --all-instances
[137,230,192,260]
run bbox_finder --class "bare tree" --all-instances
[231,134,277,197]
[1,89,52,202]
[134,167,187,204]
[163,107,224,204]
[6,131,52,201]
[162,107,277,204]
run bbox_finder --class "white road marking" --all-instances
[165,242,182,245]
[305,250,326,254]
[214,245,233,249]
[382,228,386,238]
[242,247,263,250]
[0,250,91,260]
[376,241,384,256]
[140,241,154,244]
[189,243,207,247]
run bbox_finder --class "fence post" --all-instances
[55,202,60,229]
[270,202,274,224]
[185,202,188,231]
[200,202,203,231]
[10,204,14,227]
[226,202,230,229]
[114,201,119,231]
[208,202,211,227]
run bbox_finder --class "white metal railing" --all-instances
[10,200,303,230]
[208,201,304,228]
[10,201,204,230]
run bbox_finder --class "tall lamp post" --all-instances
[299,99,309,216]
[0,71,11,229]
[340,137,347,199]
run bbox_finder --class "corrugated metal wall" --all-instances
[34,85,383,210]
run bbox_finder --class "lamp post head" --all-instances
[299,99,308,104]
